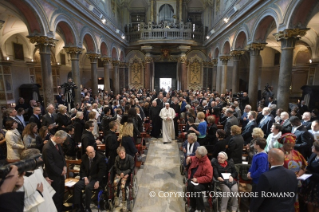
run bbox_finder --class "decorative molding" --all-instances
[144,56,153,63]
[63,47,83,54]
[112,60,120,66]
[230,50,245,61]
[101,57,112,64]
[245,43,267,51]
[188,58,202,90]
[87,53,100,62]
[27,36,58,46]
[274,28,309,41]
[212,59,218,66]
[179,55,188,63]
[219,55,232,65]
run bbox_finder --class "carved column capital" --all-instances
[230,50,245,61]
[119,62,127,67]
[212,59,217,66]
[246,43,267,56]
[64,47,83,54]
[112,60,120,66]
[274,28,309,40]
[87,53,100,63]
[101,57,112,64]
[27,36,58,46]
[144,56,153,64]
[219,56,231,65]
[180,55,188,63]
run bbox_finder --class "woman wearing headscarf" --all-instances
[279,133,307,212]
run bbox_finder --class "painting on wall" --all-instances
[188,59,202,90]
[4,75,12,91]
[60,53,66,65]
[130,61,143,88]
[13,43,24,60]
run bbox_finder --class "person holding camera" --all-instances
[42,130,67,212]
[16,149,57,212]
[0,165,25,212]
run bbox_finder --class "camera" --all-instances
[0,155,43,180]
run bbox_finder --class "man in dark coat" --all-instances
[42,104,58,135]
[171,98,181,137]
[250,149,298,212]
[81,121,98,155]
[149,100,162,138]
[28,107,42,130]
[73,146,106,211]
[105,121,119,171]
[242,111,257,145]
[62,125,76,159]
[258,107,274,138]
[42,130,67,212]
[224,109,239,138]
[290,116,313,158]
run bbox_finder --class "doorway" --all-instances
[159,78,172,93]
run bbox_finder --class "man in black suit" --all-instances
[73,146,106,212]
[280,112,292,134]
[258,107,274,138]
[290,116,313,158]
[224,109,239,138]
[156,93,165,108]
[238,92,249,111]
[135,99,145,121]
[42,130,67,212]
[266,96,277,107]
[242,111,257,145]
[81,121,99,155]
[62,125,77,160]
[7,108,24,135]
[42,104,58,134]
[28,107,42,130]
[301,112,312,130]
[250,148,298,212]
[105,121,119,171]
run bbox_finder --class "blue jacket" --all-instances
[249,152,269,184]
[180,101,187,112]
[182,141,200,166]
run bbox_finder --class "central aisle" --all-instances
[133,138,185,212]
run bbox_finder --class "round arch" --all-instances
[112,47,118,60]
[2,0,48,35]
[214,48,220,59]
[51,14,78,46]
[251,9,280,43]
[100,42,108,57]
[222,41,231,55]
[233,30,248,50]
[79,27,97,52]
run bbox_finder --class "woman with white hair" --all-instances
[56,104,71,131]
[182,133,200,167]
[211,151,238,212]
[186,146,213,212]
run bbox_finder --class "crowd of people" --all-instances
[0,85,318,212]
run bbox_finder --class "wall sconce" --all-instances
[6,57,9,61]
[309,59,312,64]
[223,18,229,23]
[101,18,106,24]
[206,36,210,40]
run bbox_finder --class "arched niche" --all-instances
[156,1,176,23]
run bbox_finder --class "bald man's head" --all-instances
[268,148,285,166]
[86,146,95,159]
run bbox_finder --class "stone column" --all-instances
[150,0,154,22]
[274,28,309,110]
[219,56,231,94]
[179,0,182,22]
[178,45,191,90]
[28,36,56,106]
[64,47,83,104]
[112,60,120,95]
[87,53,100,96]
[212,59,217,91]
[246,43,266,110]
[144,57,153,90]
[230,50,245,94]
[101,57,112,93]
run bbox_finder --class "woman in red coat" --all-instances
[186,146,213,212]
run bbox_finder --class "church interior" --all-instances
[0,0,319,212]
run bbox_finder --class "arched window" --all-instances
[159,4,174,22]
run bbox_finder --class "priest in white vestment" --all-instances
[159,103,176,143]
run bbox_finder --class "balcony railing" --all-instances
[125,22,205,43]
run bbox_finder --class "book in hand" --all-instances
[191,181,199,186]
[297,174,312,181]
